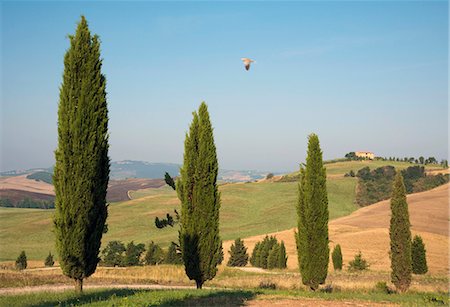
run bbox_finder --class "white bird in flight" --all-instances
[241,58,255,71]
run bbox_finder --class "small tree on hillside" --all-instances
[278,241,287,269]
[267,244,281,269]
[348,251,369,271]
[411,235,428,274]
[227,238,249,267]
[123,241,145,266]
[101,241,126,267]
[390,172,412,292]
[144,241,164,265]
[45,252,55,267]
[332,244,343,271]
[250,242,261,267]
[15,251,27,270]
[165,242,183,265]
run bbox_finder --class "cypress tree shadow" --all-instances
[159,290,258,306]
[31,289,140,307]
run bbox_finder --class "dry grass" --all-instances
[0,175,54,195]
[1,265,447,294]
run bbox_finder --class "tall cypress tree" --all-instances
[178,102,222,289]
[389,172,412,292]
[296,134,329,290]
[53,16,109,293]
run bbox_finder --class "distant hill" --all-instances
[1,161,277,182]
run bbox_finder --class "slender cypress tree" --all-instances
[178,102,222,289]
[53,16,109,293]
[389,172,412,292]
[296,134,329,290]
[278,241,287,269]
[332,244,343,271]
[411,235,428,274]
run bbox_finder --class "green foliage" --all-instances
[227,238,249,267]
[123,241,145,266]
[278,241,287,269]
[26,171,53,184]
[53,16,109,291]
[15,251,27,270]
[265,173,274,180]
[250,236,287,270]
[348,251,369,271]
[178,102,222,289]
[411,235,428,274]
[101,241,126,267]
[296,134,329,290]
[144,241,164,265]
[250,242,261,267]
[165,242,183,265]
[44,252,54,267]
[389,173,412,292]
[332,244,343,271]
[164,172,176,190]
[0,198,13,207]
[356,165,448,206]
[373,281,395,294]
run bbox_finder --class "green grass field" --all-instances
[1,287,447,307]
[0,177,357,261]
[284,160,444,178]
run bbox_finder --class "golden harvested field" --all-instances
[224,184,449,275]
[0,175,54,195]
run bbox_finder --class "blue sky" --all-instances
[1,1,448,172]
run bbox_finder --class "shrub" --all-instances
[266,173,274,180]
[374,281,395,294]
[101,241,126,267]
[250,236,287,269]
[227,238,249,267]
[412,235,428,274]
[15,251,27,270]
[165,242,183,265]
[44,252,54,267]
[348,251,369,271]
[123,241,146,266]
[144,241,164,265]
[267,244,280,269]
[332,244,343,271]
[258,280,277,289]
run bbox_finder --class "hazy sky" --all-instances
[1,1,448,172]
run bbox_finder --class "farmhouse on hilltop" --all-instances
[355,151,375,160]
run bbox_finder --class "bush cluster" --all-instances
[227,238,249,267]
[101,241,182,267]
[250,236,287,269]
[348,251,369,271]
[356,165,449,206]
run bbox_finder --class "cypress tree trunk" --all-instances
[389,172,412,292]
[178,102,222,289]
[296,134,329,290]
[75,279,83,293]
[53,16,109,293]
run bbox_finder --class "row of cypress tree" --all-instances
[250,236,287,269]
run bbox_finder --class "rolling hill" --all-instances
[222,183,449,274]
[0,159,446,268]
